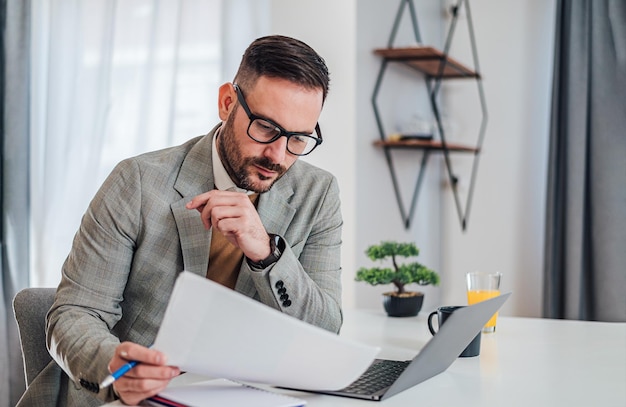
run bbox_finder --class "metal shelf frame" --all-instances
[371,0,488,230]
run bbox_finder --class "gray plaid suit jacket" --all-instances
[18,125,343,406]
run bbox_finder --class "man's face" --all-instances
[217,76,323,193]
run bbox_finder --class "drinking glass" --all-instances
[466,272,502,333]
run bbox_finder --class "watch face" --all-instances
[271,234,286,252]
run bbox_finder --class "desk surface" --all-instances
[271,309,626,406]
[113,308,626,407]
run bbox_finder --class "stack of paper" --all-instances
[152,271,380,391]
[146,378,305,407]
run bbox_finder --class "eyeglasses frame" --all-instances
[233,83,323,156]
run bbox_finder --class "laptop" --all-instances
[290,292,511,401]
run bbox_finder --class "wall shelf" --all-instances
[373,47,480,79]
[371,0,488,231]
[373,139,479,153]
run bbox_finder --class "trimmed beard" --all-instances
[217,111,287,193]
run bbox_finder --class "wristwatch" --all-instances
[247,234,285,269]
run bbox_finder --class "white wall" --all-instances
[440,0,555,317]
[271,0,556,317]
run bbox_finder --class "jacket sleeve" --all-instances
[46,158,142,402]
[245,174,344,334]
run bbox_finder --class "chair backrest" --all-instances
[13,287,57,386]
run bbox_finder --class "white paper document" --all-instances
[149,378,305,407]
[152,271,380,390]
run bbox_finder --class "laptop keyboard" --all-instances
[340,359,411,395]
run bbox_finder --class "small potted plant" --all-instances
[356,241,439,317]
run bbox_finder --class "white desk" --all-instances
[112,308,626,406]
[283,308,626,406]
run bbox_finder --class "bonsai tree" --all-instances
[356,241,439,296]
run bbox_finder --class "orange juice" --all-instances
[467,289,500,331]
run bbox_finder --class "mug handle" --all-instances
[427,311,438,336]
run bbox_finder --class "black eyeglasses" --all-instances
[233,84,323,156]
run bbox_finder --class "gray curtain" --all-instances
[1,0,31,405]
[543,0,626,322]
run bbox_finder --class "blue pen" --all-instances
[99,359,139,388]
[100,345,155,388]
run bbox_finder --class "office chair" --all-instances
[13,287,56,386]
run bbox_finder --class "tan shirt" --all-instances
[206,194,259,288]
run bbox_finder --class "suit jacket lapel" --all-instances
[257,181,296,236]
[172,125,220,278]
[171,199,210,278]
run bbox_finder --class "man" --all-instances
[29,35,342,406]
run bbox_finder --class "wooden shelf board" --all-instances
[374,46,479,79]
[374,139,479,153]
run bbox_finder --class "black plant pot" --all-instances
[383,292,424,317]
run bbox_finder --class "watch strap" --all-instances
[247,234,284,269]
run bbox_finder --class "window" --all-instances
[29,0,268,286]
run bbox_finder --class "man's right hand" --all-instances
[108,342,180,405]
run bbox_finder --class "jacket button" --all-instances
[280,293,289,301]
[277,287,286,294]
[79,378,99,393]
[275,280,284,289]
[283,299,292,307]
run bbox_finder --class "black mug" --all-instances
[427,305,481,357]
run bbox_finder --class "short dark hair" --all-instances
[234,35,330,102]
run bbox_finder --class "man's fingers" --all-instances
[119,342,166,364]
[118,363,180,380]
[185,191,213,210]
[188,190,248,230]
[109,342,168,373]
[186,190,248,211]
[110,343,181,405]
[114,377,172,406]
